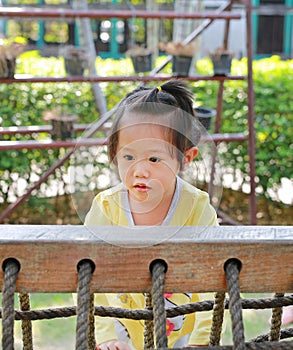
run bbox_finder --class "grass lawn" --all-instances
[222,294,272,345]
[0,293,76,349]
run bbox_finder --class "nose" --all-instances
[133,160,149,178]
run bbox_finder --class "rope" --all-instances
[88,293,96,350]
[151,260,168,348]
[75,260,94,350]
[269,292,284,341]
[19,293,33,350]
[209,292,226,346]
[225,259,245,350]
[158,342,293,349]
[144,292,154,349]
[252,328,293,342]
[2,259,20,350]
[1,294,293,321]
[0,259,292,349]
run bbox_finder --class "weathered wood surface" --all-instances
[0,225,292,293]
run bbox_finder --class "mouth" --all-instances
[133,183,151,192]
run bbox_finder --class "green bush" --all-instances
[0,52,292,206]
[193,56,292,200]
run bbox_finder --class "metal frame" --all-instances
[0,0,257,225]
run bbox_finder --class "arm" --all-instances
[96,340,131,350]
[187,293,214,347]
[84,194,112,226]
[94,294,119,346]
[86,193,132,348]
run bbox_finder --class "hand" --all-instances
[96,340,131,350]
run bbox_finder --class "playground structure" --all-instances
[0,3,292,348]
[0,225,292,349]
[0,0,258,225]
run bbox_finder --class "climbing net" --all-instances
[1,258,293,350]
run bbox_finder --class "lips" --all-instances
[133,183,150,192]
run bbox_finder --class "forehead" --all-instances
[117,122,171,145]
[119,110,175,129]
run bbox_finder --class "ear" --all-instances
[182,147,198,170]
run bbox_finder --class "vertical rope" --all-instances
[75,260,94,350]
[225,259,245,350]
[88,293,96,350]
[2,259,20,350]
[209,291,226,346]
[269,292,284,341]
[151,260,168,348]
[144,292,154,349]
[19,293,33,350]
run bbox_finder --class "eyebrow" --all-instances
[121,146,170,153]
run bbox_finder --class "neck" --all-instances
[130,198,173,226]
[128,182,177,226]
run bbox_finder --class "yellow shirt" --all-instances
[85,177,218,348]
[85,177,218,227]
[94,292,215,349]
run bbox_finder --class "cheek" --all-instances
[117,162,131,181]
[155,162,179,182]
[161,160,180,175]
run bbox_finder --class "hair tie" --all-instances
[157,86,162,93]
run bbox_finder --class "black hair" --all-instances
[108,80,201,169]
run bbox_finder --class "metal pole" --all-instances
[0,109,114,223]
[245,0,257,224]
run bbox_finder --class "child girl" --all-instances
[85,80,219,349]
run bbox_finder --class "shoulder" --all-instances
[176,178,218,226]
[179,177,210,201]
[94,183,124,204]
[84,183,125,226]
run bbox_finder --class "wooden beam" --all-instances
[0,225,292,293]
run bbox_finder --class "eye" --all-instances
[149,156,160,163]
[123,154,134,161]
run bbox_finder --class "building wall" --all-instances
[200,5,247,59]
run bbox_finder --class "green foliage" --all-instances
[0,54,292,208]
[193,55,292,200]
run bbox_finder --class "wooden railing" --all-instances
[0,225,292,349]
[0,225,292,293]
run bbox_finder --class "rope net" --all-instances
[1,258,293,350]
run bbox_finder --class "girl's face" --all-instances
[115,123,180,206]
